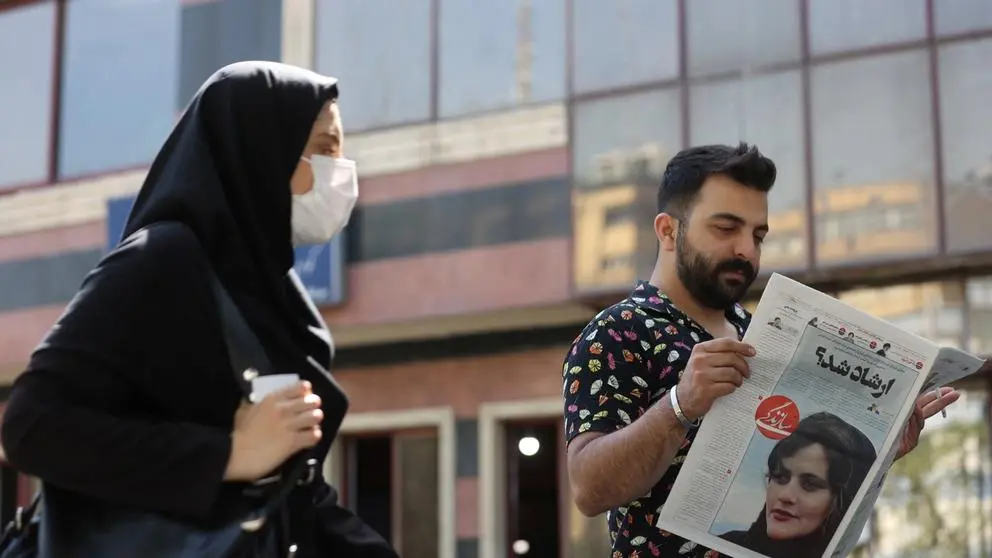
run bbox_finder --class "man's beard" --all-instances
[675,229,757,310]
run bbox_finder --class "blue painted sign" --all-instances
[105,195,135,254]
[292,237,346,305]
[105,194,346,306]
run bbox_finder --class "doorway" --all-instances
[480,399,614,558]
[340,428,440,558]
[504,420,561,557]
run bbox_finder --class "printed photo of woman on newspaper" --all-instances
[716,412,877,558]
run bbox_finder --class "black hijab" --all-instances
[123,60,338,369]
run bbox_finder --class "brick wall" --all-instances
[335,345,567,418]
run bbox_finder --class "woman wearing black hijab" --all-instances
[0,61,397,557]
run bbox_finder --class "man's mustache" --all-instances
[715,259,755,281]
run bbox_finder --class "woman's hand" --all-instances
[224,381,323,482]
[233,399,251,430]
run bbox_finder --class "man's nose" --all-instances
[734,235,759,263]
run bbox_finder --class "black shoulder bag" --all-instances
[0,274,315,558]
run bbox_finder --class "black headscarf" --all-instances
[123,60,339,369]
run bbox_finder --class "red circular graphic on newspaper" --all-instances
[916,361,924,370]
[870,340,878,349]
[754,395,801,441]
[838,327,847,336]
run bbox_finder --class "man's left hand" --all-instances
[896,386,960,460]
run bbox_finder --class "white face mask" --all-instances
[291,155,359,246]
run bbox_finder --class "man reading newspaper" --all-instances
[561,143,959,558]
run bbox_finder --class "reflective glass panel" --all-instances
[572,89,683,291]
[0,2,55,189]
[438,0,566,117]
[810,51,937,265]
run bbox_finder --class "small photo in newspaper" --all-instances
[705,324,903,558]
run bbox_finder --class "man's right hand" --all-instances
[224,381,323,482]
[677,338,754,420]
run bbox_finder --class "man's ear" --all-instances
[655,212,678,252]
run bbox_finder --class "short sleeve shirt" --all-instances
[562,281,751,558]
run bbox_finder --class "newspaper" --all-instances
[656,273,986,558]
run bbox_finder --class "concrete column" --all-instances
[281,0,315,68]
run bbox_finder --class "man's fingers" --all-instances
[920,390,960,419]
[699,366,746,387]
[916,387,957,409]
[917,386,955,407]
[702,353,751,378]
[696,338,756,357]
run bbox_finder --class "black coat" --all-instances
[0,61,397,558]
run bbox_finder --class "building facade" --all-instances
[1,0,992,557]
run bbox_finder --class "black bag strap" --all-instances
[208,274,274,381]
[0,488,41,548]
[206,273,316,532]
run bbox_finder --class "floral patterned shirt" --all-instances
[563,281,751,558]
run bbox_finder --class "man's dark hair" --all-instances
[656,142,777,217]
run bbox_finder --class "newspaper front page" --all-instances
[656,273,985,558]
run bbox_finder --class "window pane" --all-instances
[572,89,682,291]
[874,389,991,556]
[810,51,936,265]
[686,0,800,77]
[439,0,565,118]
[939,39,992,254]
[967,277,992,356]
[689,71,807,270]
[808,0,927,55]
[572,0,678,95]
[0,2,55,189]
[838,282,965,349]
[314,0,432,131]
[59,0,180,179]
[176,0,282,111]
[935,0,992,36]
[396,434,439,558]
